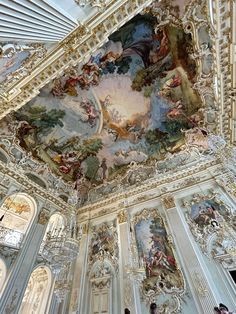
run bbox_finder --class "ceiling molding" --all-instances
[0,161,73,214]
[76,160,221,218]
[211,0,236,142]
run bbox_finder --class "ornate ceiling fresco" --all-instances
[0,1,211,201]
[0,0,235,207]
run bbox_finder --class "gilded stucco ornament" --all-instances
[117,209,128,224]
[123,277,135,312]
[82,223,89,234]
[54,280,71,301]
[193,271,209,297]
[211,230,236,269]
[162,194,175,210]
[182,191,236,266]
[0,43,47,100]
[62,24,89,54]
[209,0,235,142]
[37,208,50,225]
[74,0,106,10]
[53,263,72,301]
[216,173,236,200]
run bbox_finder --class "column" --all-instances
[117,209,139,314]
[68,223,89,314]
[161,194,219,314]
[0,207,50,313]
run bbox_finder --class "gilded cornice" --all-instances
[77,158,221,217]
[211,0,236,142]
[0,0,153,119]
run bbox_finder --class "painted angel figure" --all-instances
[80,99,100,127]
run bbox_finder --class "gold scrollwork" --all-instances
[193,271,208,297]
[162,194,175,210]
[37,208,50,225]
[117,209,128,224]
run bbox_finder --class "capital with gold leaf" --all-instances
[162,194,175,210]
[117,209,128,224]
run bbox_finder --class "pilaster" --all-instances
[69,223,89,314]
[48,293,58,314]
[0,208,48,313]
[162,194,219,314]
[117,209,139,314]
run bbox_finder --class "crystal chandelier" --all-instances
[53,260,72,301]
[41,227,80,270]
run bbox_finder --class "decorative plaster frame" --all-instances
[130,207,186,309]
[182,191,236,268]
[0,43,47,98]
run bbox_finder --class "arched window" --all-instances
[19,266,52,314]
[0,193,36,248]
[44,213,66,238]
[0,258,7,293]
[39,213,66,254]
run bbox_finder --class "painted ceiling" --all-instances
[0,2,212,202]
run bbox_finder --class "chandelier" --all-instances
[74,0,106,9]
[41,228,79,270]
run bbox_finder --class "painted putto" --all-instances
[0,12,207,202]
